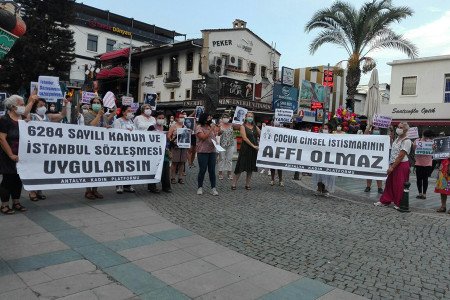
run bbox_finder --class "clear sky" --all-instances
[78,0,450,85]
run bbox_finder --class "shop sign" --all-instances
[0,27,17,59]
[272,83,298,112]
[88,20,132,36]
[192,78,253,101]
[184,98,272,111]
[380,103,449,120]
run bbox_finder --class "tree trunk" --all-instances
[345,65,361,111]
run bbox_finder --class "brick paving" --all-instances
[141,165,450,300]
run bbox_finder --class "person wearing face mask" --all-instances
[334,123,345,134]
[134,104,156,131]
[148,111,172,193]
[48,103,57,114]
[364,124,384,194]
[218,113,239,180]
[412,130,434,199]
[167,112,189,184]
[374,122,412,209]
[0,95,35,214]
[232,112,261,190]
[77,103,90,126]
[113,105,136,194]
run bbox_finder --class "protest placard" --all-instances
[30,81,38,94]
[130,103,139,113]
[0,93,6,116]
[184,117,195,131]
[274,109,293,124]
[257,127,390,180]
[176,128,191,148]
[37,76,63,100]
[122,96,133,106]
[144,93,157,110]
[373,114,392,128]
[433,137,450,159]
[415,141,434,155]
[212,139,225,152]
[81,92,98,104]
[232,106,247,125]
[103,91,116,108]
[17,121,166,190]
[195,106,204,121]
[407,127,419,139]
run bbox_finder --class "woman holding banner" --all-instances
[113,105,136,194]
[232,112,261,190]
[412,130,434,199]
[374,122,412,209]
[28,96,69,201]
[0,95,30,214]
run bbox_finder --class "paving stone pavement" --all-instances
[140,165,450,300]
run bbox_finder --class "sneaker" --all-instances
[124,186,135,193]
[116,186,123,194]
[268,172,271,176]
[373,201,389,207]
[210,188,219,196]
[378,188,383,194]
[260,169,265,174]
[393,205,400,210]
[323,191,330,197]
[364,187,371,192]
[189,164,196,168]
[197,187,203,195]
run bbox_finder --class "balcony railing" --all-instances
[163,71,181,83]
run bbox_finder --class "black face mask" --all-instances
[206,120,213,125]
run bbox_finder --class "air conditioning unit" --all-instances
[228,55,239,67]
[214,56,226,75]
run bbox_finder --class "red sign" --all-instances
[323,70,334,92]
[311,102,323,110]
[298,110,305,118]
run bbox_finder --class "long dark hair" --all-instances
[198,112,210,126]
[118,105,131,118]
[31,98,47,113]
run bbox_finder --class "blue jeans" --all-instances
[197,152,216,188]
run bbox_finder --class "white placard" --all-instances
[37,76,63,99]
[130,103,139,113]
[81,92,98,104]
[144,93,157,110]
[406,127,419,139]
[17,121,166,190]
[184,117,195,131]
[433,137,450,159]
[212,139,225,152]
[103,91,116,108]
[30,81,38,94]
[195,106,204,121]
[373,114,392,128]
[122,96,133,106]
[232,106,248,125]
[274,109,293,124]
[257,127,390,180]
[176,128,191,148]
[415,141,434,155]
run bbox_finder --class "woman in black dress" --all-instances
[232,112,261,190]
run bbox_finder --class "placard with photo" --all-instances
[177,128,191,148]
[184,117,195,131]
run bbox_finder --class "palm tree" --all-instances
[305,0,418,111]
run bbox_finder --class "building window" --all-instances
[185,89,191,100]
[272,70,277,81]
[157,57,163,76]
[401,76,417,95]
[87,34,98,52]
[238,58,243,70]
[445,74,450,103]
[249,62,256,75]
[106,39,116,52]
[170,91,175,100]
[186,52,194,72]
[261,66,267,78]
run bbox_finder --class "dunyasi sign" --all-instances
[272,83,299,112]
[0,27,18,59]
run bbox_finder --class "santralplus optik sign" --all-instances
[88,20,132,36]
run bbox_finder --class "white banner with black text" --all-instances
[256,127,390,179]
[17,121,166,190]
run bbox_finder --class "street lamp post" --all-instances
[310,63,330,129]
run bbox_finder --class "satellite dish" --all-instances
[254,74,262,84]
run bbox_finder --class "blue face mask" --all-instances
[246,117,253,123]
[373,130,380,135]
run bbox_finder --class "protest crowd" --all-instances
[0,91,449,217]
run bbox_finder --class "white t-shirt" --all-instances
[134,115,156,131]
[113,118,135,131]
[77,113,85,126]
[390,137,412,164]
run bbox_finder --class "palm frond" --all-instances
[366,30,418,58]
[308,29,351,55]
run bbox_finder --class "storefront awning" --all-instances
[96,69,110,79]
[100,48,130,61]
[109,67,126,78]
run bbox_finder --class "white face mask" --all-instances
[144,109,152,116]
[396,128,404,135]
[15,105,25,115]
[82,109,89,115]
[178,118,185,123]
[222,118,230,123]
[126,113,134,120]
[337,126,342,131]
[50,107,56,112]
[36,106,47,115]
[156,119,165,126]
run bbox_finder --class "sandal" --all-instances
[12,203,27,212]
[231,185,236,190]
[93,191,103,199]
[245,186,251,190]
[218,175,224,180]
[1,206,15,215]
[85,192,96,200]
[279,182,284,187]
[171,178,177,184]
[36,194,46,200]
[269,181,274,186]
[29,193,39,202]
[436,207,446,213]
[178,178,185,184]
